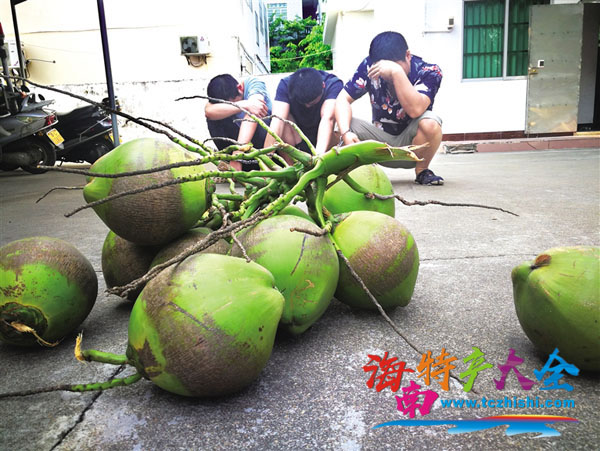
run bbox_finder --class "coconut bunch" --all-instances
[0,87,521,399]
[39,135,421,397]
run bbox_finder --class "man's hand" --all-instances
[367,60,404,82]
[341,131,360,146]
[240,97,268,117]
[205,96,267,121]
[229,160,242,171]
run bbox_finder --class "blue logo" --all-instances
[373,415,578,437]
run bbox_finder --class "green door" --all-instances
[526,3,584,134]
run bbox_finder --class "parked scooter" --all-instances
[0,22,64,174]
[1,21,115,172]
[54,97,116,164]
[0,86,64,174]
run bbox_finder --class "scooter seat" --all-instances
[57,105,97,123]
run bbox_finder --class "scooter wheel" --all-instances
[82,139,113,164]
[22,139,56,174]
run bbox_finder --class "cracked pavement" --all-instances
[0,148,599,450]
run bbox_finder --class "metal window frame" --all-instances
[461,0,530,81]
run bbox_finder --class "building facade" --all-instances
[324,0,599,137]
[265,0,303,21]
[0,0,274,141]
[1,0,271,85]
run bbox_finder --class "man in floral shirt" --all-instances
[335,31,444,185]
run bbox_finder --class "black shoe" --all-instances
[415,169,444,185]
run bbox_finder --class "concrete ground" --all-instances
[0,147,598,450]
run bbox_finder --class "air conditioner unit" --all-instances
[180,36,210,56]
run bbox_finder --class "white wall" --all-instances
[0,0,270,85]
[284,0,303,20]
[331,10,376,82]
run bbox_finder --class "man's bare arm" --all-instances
[205,94,268,120]
[315,99,337,155]
[335,90,360,145]
[263,100,289,148]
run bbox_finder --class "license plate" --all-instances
[107,131,120,144]
[46,128,64,146]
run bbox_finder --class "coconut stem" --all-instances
[75,333,129,365]
[367,192,519,217]
[69,373,143,393]
[239,178,281,220]
[0,373,143,399]
[36,186,84,203]
[37,146,276,179]
[64,167,293,217]
[531,254,552,269]
[313,176,328,228]
[216,193,244,202]
[341,173,371,194]
[271,115,316,157]
[134,117,211,154]
[334,249,422,355]
[270,152,290,167]
[9,322,59,347]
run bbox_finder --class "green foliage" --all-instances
[269,17,332,73]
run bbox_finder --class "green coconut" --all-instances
[101,231,161,301]
[323,164,395,217]
[150,227,231,269]
[0,237,97,346]
[83,138,210,246]
[332,211,419,310]
[512,246,600,371]
[125,253,284,397]
[231,215,339,335]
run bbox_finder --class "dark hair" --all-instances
[288,68,324,105]
[207,74,240,104]
[369,31,408,63]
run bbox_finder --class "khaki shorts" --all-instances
[350,111,442,168]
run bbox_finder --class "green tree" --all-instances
[269,16,332,73]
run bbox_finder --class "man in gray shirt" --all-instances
[205,74,272,170]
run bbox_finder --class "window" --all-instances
[463,0,550,79]
[267,2,287,21]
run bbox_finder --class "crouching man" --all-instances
[335,31,444,185]
[205,74,272,171]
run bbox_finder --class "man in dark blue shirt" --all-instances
[265,68,343,159]
[336,31,444,185]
